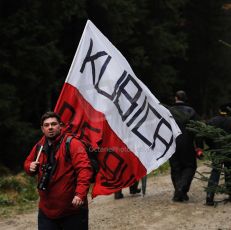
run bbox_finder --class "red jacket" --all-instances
[24,133,93,219]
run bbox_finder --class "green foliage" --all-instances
[20,175,39,202]
[0,194,14,206]
[0,177,22,192]
[152,161,170,176]
[0,164,11,176]
[0,0,86,171]
[0,0,231,171]
[0,173,38,216]
[187,120,231,195]
[124,0,188,102]
[187,120,227,140]
[183,0,231,114]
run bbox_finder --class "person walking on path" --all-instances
[114,181,141,199]
[205,103,231,206]
[169,90,201,202]
[24,111,93,230]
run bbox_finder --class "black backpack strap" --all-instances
[65,135,99,183]
[65,136,90,161]
[65,136,74,162]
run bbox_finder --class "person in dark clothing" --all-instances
[205,103,231,206]
[169,90,201,202]
[114,181,141,199]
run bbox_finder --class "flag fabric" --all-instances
[55,20,181,197]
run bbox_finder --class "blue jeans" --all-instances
[38,209,88,230]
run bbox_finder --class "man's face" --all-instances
[41,117,61,139]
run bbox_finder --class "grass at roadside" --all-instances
[0,161,171,218]
[0,172,38,218]
[152,161,170,176]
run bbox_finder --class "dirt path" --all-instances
[1,166,231,230]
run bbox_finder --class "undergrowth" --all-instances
[0,172,38,218]
[0,161,171,218]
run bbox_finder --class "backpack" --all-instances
[65,136,99,183]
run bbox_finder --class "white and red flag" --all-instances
[55,20,181,197]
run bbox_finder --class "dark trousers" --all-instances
[114,181,139,197]
[38,209,88,230]
[169,156,196,195]
[207,161,231,199]
[129,181,139,193]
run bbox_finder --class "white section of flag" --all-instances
[65,20,181,173]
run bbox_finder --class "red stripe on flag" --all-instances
[55,83,146,197]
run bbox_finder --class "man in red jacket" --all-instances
[24,111,93,230]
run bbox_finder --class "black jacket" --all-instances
[206,115,231,149]
[171,102,200,166]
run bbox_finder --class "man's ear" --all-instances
[41,126,45,134]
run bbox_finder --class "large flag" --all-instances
[55,20,181,197]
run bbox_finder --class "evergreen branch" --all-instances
[186,120,231,196]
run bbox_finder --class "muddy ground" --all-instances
[1,165,231,230]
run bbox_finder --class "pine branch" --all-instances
[186,120,231,196]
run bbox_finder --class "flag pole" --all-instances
[35,145,43,162]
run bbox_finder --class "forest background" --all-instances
[1,0,231,173]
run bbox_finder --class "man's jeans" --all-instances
[38,209,88,230]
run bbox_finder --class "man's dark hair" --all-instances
[40,111,61,126]
[175,90,188,102]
